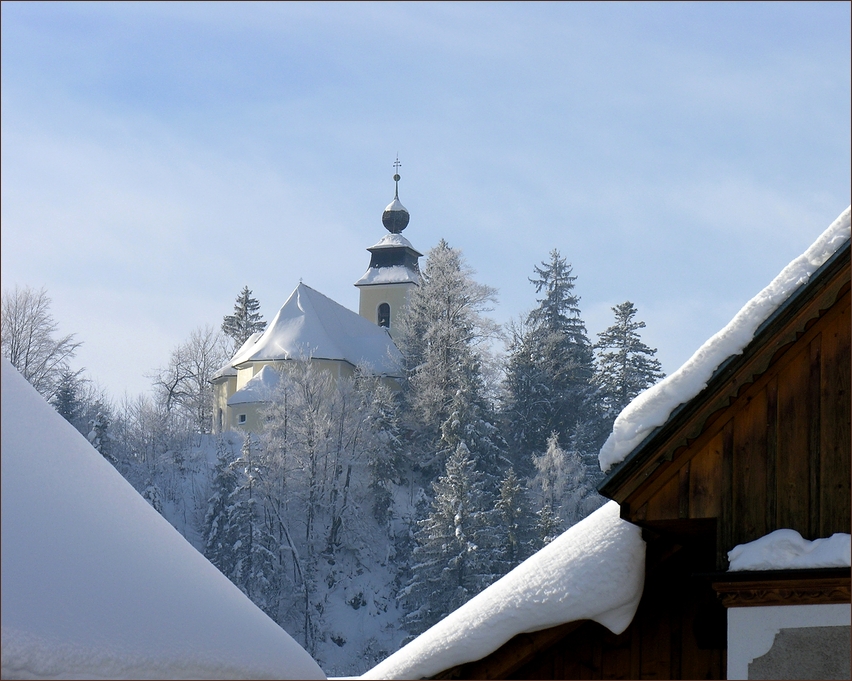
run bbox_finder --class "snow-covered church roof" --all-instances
[0,359,325,680]
[227,364,281,405]
[223,283,403,377]
[599,206,851,474]
[361,501,645,680]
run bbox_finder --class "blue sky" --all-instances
[2,1,850,400]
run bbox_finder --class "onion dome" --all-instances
[381,163,410,234]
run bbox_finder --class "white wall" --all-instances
[727,603,851,680]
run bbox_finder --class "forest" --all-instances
[1,244,664,676]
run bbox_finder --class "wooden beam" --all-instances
[432,621,584,680]
[710,569,851,608]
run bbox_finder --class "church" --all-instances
[211,167,422,433]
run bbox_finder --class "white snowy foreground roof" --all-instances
[728,529,852,572]
[362,501,645,680]
[0,359,325,680]
[227,283,402,376]
[599,206,852,473]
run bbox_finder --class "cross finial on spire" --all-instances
[393,155,401,199]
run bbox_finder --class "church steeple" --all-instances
[381,157,410,234]
[354,158,422,337]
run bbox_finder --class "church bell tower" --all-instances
[354,159,422,337]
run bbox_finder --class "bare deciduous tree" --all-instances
[1,285,81,399]
[152,325,230,433]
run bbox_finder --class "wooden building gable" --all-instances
[599,238,850,570]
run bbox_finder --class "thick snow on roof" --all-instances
[368,232,417,250]
[232,283,402,376]
[728,530,851,572]
[0,359,325,680]
[227,365,281,406]
[600,206,851,473]
[362,501,645,680]
[355,264,421,286]
[213,332,264,379]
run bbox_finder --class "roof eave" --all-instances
[598,238,851,502]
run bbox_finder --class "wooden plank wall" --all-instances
[627,288,850,570]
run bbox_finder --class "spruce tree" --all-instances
[203,438,239,577]
[396,239,499,467]
[593,301,665,424]
[226,435,278,616]
[222,286,266,351]
[52,367,84,424]
[87,403,116,463]
[494,467,536,572]
[502,250,599,477]
[535,505,561,547]
[227,436,258,591]
[396,240,511,631]
[405,442,494,634]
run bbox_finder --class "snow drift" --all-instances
[0,359,325,680]
[600,206,851,473]
[362,501,645,680]
[728,530,852,572]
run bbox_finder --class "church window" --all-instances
[378,303,390,328]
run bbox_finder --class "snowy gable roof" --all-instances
[212,332,263,381]
[0,359,325,680]
[599,206,851,474]
[362,501,645,680]
[232,283,402,376]
[227,364,281,405]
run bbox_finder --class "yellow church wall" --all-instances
[211,374,236,434]
[227,401,265,433]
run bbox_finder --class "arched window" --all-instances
[378,303,390,328]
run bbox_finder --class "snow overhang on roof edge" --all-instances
[597,237,851,499]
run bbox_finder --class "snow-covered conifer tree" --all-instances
[203,438,240,577]
[594,301,665,423]
[226,436,259,591]
[87,404,115,463]
[502,250,601,477]
[535,505,561,546]
[396,240,499,474]
[396,240,514,632]
[494,467,536,572]
[221,286,266,351]
[52,367,84,424]
[220,435,280,617]
[405,442,494,634]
